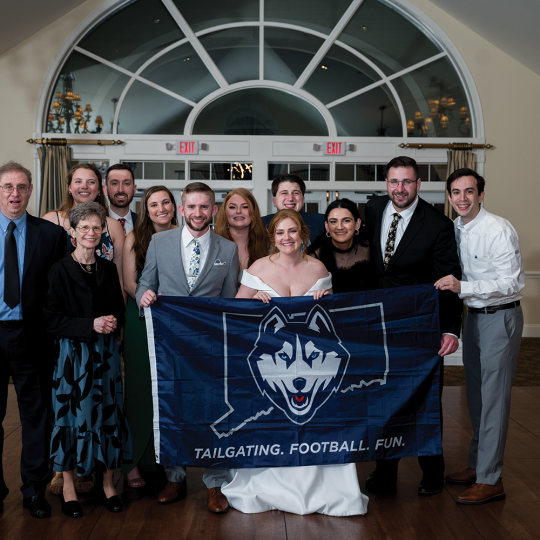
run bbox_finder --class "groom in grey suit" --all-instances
[136,182,239,513]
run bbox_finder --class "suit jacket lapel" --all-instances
[388,199,425,268]
[191,231,219,293]
[371,197,386,274]
[23,214,40,280]
[175,227,190,293]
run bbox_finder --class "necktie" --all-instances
[383,213,402,270]
[187,239,201,290]
[4,221,20,309]
[118,218,127,235]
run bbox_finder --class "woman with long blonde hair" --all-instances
[214,188,270,271]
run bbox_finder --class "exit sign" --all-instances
[177,141,199,154]
[324,142,346,155]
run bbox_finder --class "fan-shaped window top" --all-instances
[45,0,474,138]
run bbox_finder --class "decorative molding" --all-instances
[525,271,540,279]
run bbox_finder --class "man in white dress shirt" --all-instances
[435,168,525,505]
[103,164,138,235]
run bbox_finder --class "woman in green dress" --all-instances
[121,186,178,488]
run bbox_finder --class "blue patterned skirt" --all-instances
[50,335,133,475]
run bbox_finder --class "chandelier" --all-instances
[47,73,103,134]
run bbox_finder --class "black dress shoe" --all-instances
[418,477,444,496]
[105,495,123,513]
[61,496,83,518]
[365,470,397,494]
[22,494,51,518]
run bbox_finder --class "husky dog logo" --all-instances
[247,305,350,424]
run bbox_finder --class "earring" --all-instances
[355,229,359,235]
[326,231,331,237]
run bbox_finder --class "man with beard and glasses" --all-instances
[136,182,239,513]
[103,164,138,235]
[364,156,462,497]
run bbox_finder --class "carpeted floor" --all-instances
[444,337,540,386]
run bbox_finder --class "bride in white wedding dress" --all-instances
[224,209,369,516]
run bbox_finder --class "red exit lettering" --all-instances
[324,142,345,155]
[179,141,196,154]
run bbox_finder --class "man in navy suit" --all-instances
[261,174,325,242]
[0,161,66,518]
[104,163,138,235]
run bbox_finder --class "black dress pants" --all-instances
[0,321,53,499]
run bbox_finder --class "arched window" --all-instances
[43,0,477,139]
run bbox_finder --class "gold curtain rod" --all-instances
[27,138,124,146]
[398,142,494,150]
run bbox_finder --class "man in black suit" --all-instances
[0,161,66,517]
[104,163,138,235]
[261,174,325,242]
[365,156,462,496]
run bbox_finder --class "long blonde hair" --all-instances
[214,188,270,267]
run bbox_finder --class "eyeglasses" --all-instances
[76,226,103,233]
[1,184,30,194]
[387,179,418,188]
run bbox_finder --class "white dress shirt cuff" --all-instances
[459,281,473,298]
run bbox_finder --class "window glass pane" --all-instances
[418,164,429,182]
[338,0,442,76]
[125,161,143,180]
[430,164,447,183]
[264,28,325,85]
[265,0,353,35]
[289,164,309,181]
[165,162,186,180]
[119,81,192,134]
[392,57,471,137]
[172,0,259,34]
[199,28,259,84]
[190,162,210,180]
[78,0,184,73]
[310,164,330,181]
[330,86,401,137]
[357,164,376,181]
[336,163,355,181]
[212,163,231,180]
[305,202,320,214]
[304,45,381,105]
[46,52,130,134]
[144,162,164,179]
[193,88,328,136]
[269,163,288,179]
[231,163,253,180]
[141,43,220,103]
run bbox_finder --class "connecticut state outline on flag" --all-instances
[145,285,442,469]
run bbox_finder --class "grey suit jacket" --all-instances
[136,227,239,313]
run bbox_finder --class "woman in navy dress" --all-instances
[45,202,132,518]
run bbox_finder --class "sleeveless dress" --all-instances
[221,271,369,516]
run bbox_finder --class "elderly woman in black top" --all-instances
[308,198,376,292]
[45,202,131,518]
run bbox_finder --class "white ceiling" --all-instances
[1,0,540,76]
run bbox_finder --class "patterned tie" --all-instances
[4,221,20,309]
[118,218,127,236]
[383,213,402,270]
[187,238,201,290]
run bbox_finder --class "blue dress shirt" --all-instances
[0,211,26,320]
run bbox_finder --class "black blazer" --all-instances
[365,196,462,336]
[131,211,138,226]
[20,213,66,364]
[45,254,125,343]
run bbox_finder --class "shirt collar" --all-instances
[109,208,132,224]
[0,210,27,232]
[182,225,210,250]
[384,195,419,222]
[456,206,486,232]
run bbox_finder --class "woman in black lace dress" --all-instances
[308,198,376,292]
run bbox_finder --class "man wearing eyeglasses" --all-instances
[364,156,462,497]
[0,162,66,518]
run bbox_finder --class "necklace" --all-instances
[72,253,96,274]
[332,242,355,254]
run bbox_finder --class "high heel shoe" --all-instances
[105,494,123,513]
[61,495,83,518]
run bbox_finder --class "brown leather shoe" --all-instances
[445,467,477,485]
[158,480,187,505]
[207,487,229,513]
[456,480,505,505]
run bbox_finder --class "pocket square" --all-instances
[214,259,226,266]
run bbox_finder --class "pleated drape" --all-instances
[37,145,71,216]
[444,150,475,219]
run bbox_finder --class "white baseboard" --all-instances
[523,324,540,338]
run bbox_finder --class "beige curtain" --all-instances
[444,150,475,219]
[37,145,71,216]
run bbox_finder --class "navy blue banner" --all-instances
[146,285,442,469]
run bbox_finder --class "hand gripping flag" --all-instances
[145,285,442,469]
